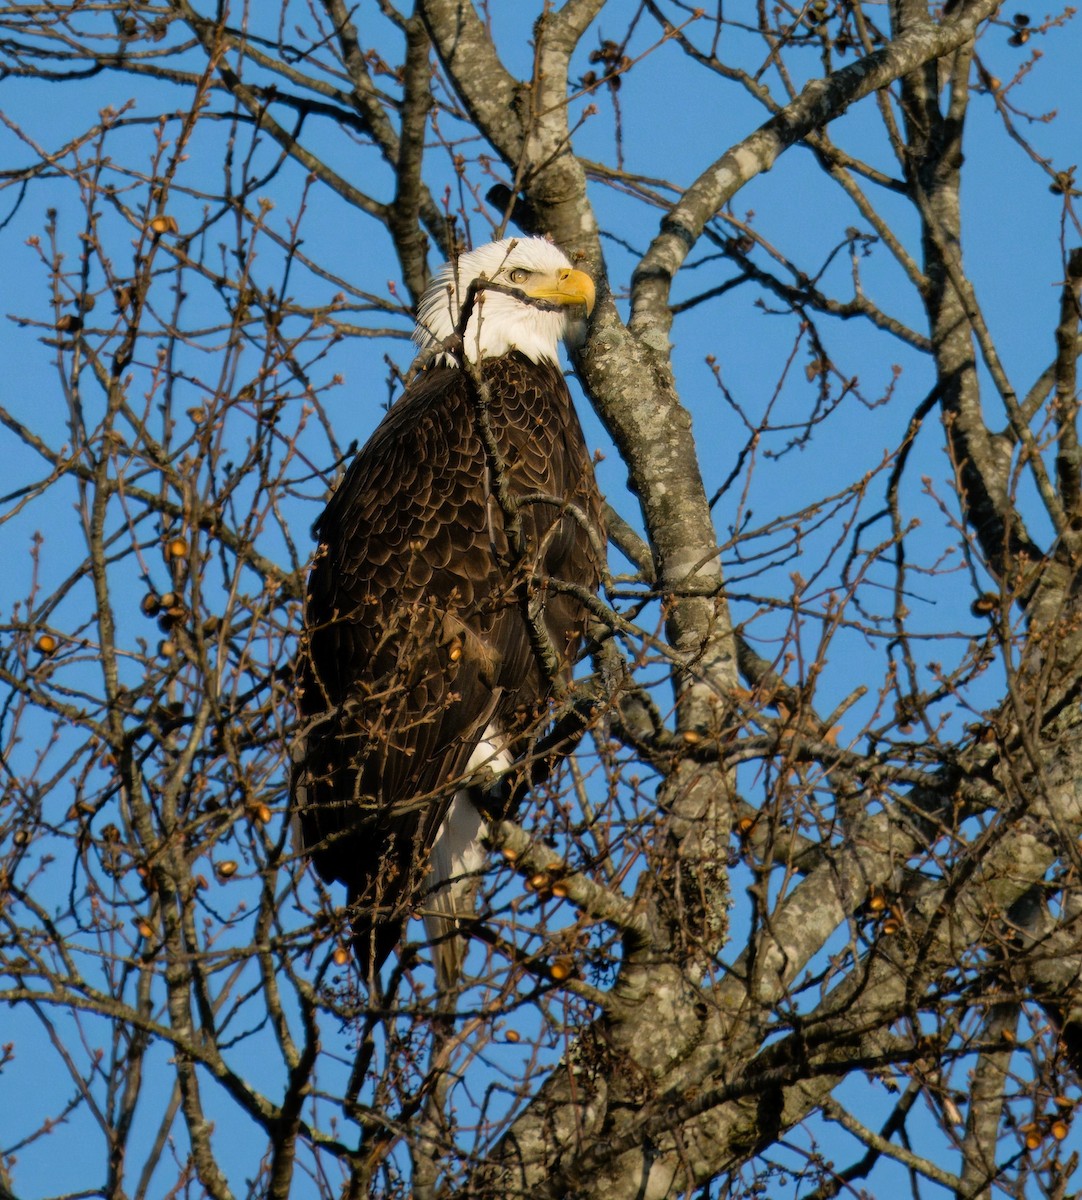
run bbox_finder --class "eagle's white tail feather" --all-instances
[423,726,512,987]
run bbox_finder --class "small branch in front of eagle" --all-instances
[462,358,566,687]
[480,281,578,313]
[450,276,490,366]
[452,279,568,684]
[466,368,523,544]
[515,491,612,586]
[461,276,579,315]
[545,576,708,683]
[523,689,606,781]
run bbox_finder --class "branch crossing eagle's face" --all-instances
[413,236,596,366]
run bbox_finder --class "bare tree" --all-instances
[1,2,1080,1197]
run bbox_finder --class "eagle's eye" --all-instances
[507,267,531,284]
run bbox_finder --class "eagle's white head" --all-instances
[413,236,595,366]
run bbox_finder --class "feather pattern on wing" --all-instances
[292,349,604,982]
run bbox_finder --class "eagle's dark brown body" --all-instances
[292,351,604,979]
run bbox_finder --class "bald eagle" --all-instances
[291,237,605,986]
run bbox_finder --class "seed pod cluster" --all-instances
[142,588,190,655]
[55,312,83,334]
[1008,12,1031,46]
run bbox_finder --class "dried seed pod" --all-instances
[166,538,188,559]
[35,632,58,655]
[504,1028,521,1043]
[149,214,178,235]
[215,860,238,879]
[333,946,350,967]
[55,313,83,334]
[141,593,161,616]
[549,957,574,981]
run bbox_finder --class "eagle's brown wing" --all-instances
[291,352,604,976]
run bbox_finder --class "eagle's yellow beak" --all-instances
[528,267,596,315]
